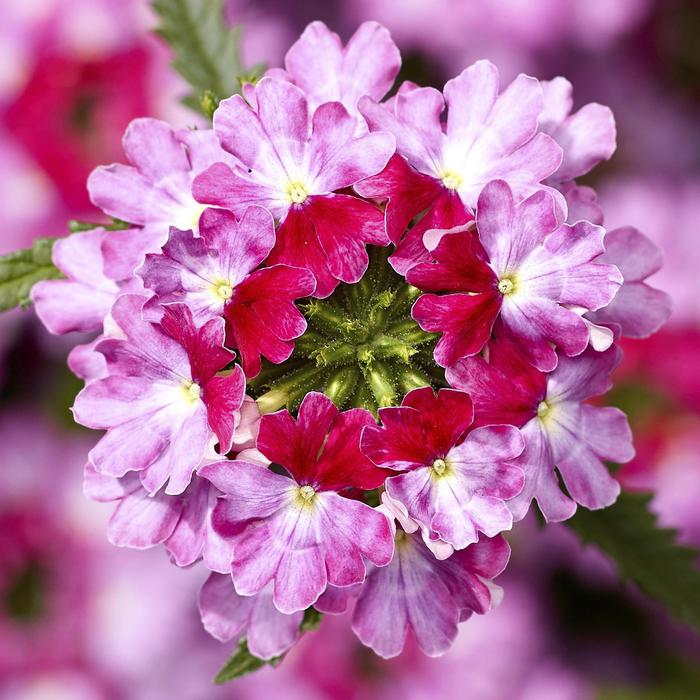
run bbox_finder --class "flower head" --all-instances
[138,206,315,377]
[356,60,564,272]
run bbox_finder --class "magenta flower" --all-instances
[192,77,395,297]
[73,296,245,495]
[271,21,400,126]
[88,119,235,278]
[540,77,616,223]
[31,227,142,335]
[587,226,671,339]
[361,387,524,549]
[316,498,510,658]
[201,392,394,614]
[410,180,623,370]
[199,574,303,660]
[83,398,267,571]
[447,341,634,521]
[356,60,563,272]
[138,206,315,377]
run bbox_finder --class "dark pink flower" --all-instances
[587,226,671,339]
[138,206,315,377]
[192,77,395,297]
[316,495,510,659]
[199,573,302,660]
[356,60,563,272]
[201,392,394,614]
[447,341,634,521]
[410,180,622,370]
[73,296,245,495]
[361,387,524,548]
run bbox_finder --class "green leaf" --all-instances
[68,218,130,233]
[567,492,700,633]
[151,0,258,116]
[0,237,63,312]
[214,639,280,684]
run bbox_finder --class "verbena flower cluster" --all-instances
[32,21,670,661]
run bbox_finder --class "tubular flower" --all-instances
[409,180,623,370]
[138,205,316,377]
[315,493,509,658]
[202,392,394,614]
[362,387,524,548]
[73,297,245,495]
[27,20,669,668]
[192,77,395,297]
[447,340,634,521]
[356,60,564,273]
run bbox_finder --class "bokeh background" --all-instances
[1,1,699,698]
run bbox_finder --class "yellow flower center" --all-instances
[182,381,201,404]
[431,458,448,476]
[285,180,309,205]
[537,400,551,419]
[440,170,463,191]
[298,485,316,502]
[498,277,515,295]
[212,280,234,302]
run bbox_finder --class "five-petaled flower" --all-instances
[73,296,245,495]
[201,392,394,614]
[193,77,395,297]
[361,386,525,549]
[138,205,316,377]
[410,180,623,370]
[447,340,634,522]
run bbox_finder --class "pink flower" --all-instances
[539,77,616,224]
[192,77,395,297]
[84,414,267,572]
[88,119,234,279]
[31,227,143,336]
[271,21,400,127]
[361,387,524,549]
[138,206,315,377]
[199,574,302,660]
[316,497,510,659]
[410,180,622,370]
[73,296,245,495]
[356,60,563,272]
[447,341,634,521]
[201,392,394,614]
[586,227,671,339]
[538,79,615,170]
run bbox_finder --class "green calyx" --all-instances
[250,247,445,414]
